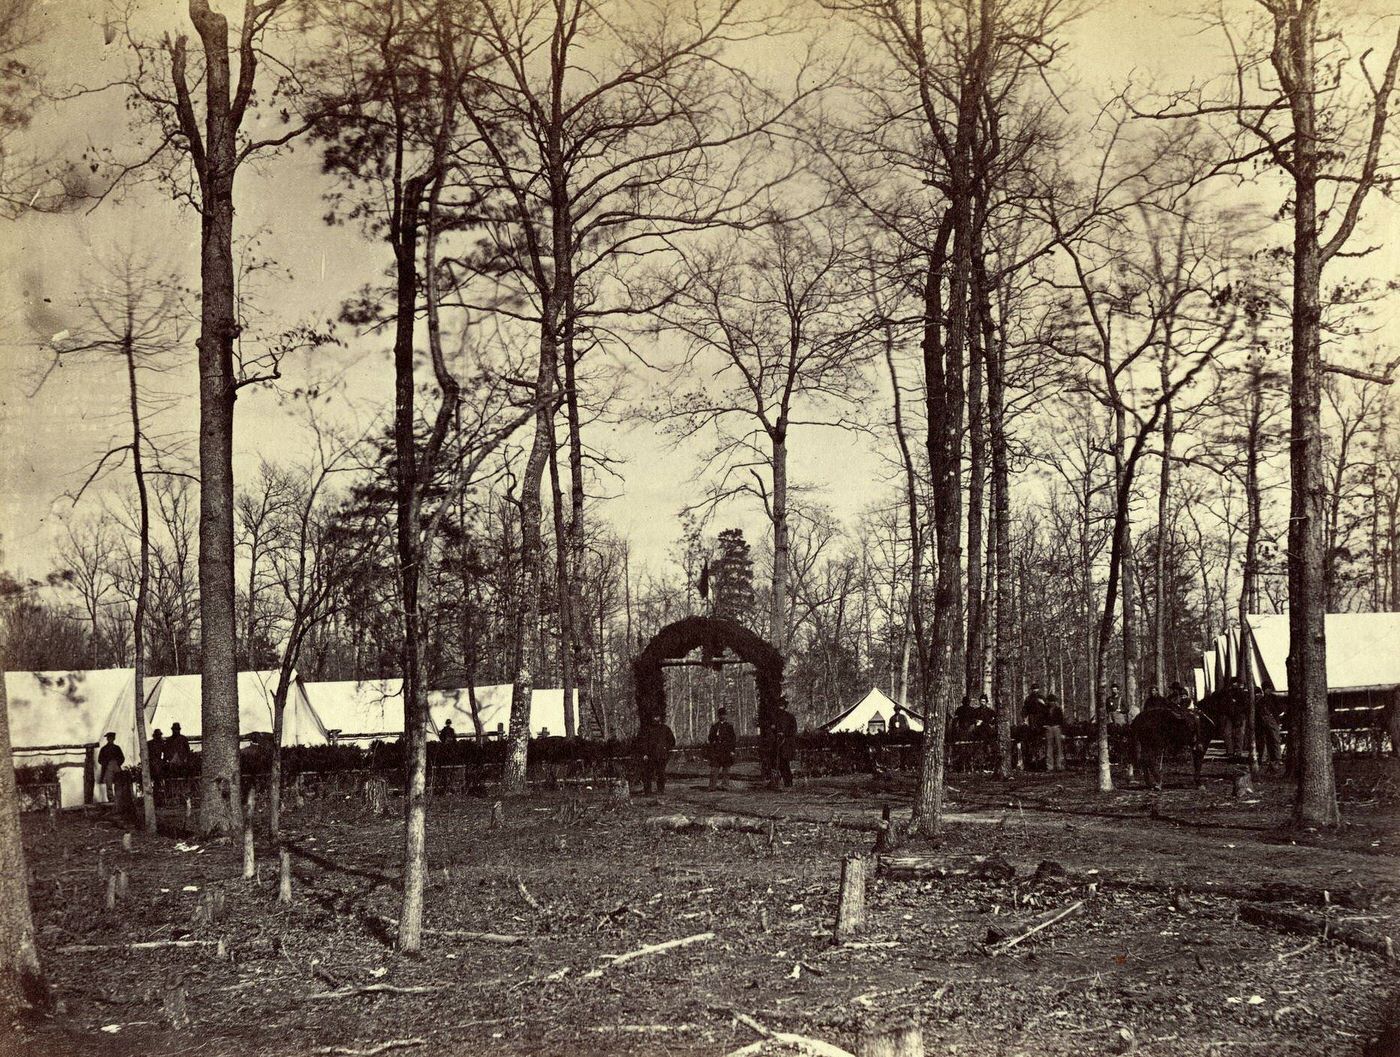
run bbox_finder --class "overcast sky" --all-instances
[2,0,1397,584]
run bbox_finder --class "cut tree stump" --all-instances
[489,801,505,830]
[857,1020,924,1057]
[1238,902,1396,961]
[105,874,118,911]
[279,848,293,905]
[97,848,108,881]
[122,832,133,852]
[116,869,129,898]
[163,985,191,1029]
[835,855,869,942]
[365,778,389,817]
[243,824,256,881]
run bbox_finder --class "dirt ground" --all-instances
[6,755,1400,1057]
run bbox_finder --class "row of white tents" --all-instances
[1192,612,1400,702]
[6,669,578,807]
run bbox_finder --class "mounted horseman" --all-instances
[1130,683,1207,790]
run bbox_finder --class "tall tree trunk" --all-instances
[1240,358,1265,770]
[562,301,587,738]
[0,679,47,1013]
[125,334,157,835]
[1154,347,1174,691]
[392,174,431,951]
[965,266,987,704]
[770,429,790,653]
[1115,404,1141,718]
[548,406,577,739]
[187,1,242,837]
[1284,28,1339,825]
[979,258,1014,777]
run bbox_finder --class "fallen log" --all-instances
[878,854,1017,882]
[54,939,220,955]
[583,931,715,979]
[647,813,768,834]
[307,984,443,1001]
[987,900,1085,954]
[311,1039,426,1056]
[1238,902,1396,961]
[726,1010,857,1057]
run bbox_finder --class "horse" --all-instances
[1130,705,1206,790]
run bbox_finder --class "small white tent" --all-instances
[1200,651,1216,695]
[5,669,145,806]
[300,678,431,746]
[1192,666,1207,701]
[145,670,326,746]
[428,685,578,740]
[820,688,924,735]
[1245,612,1400,693]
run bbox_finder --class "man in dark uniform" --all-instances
[1042,694,1066,772]
[707,707,737,790]
[148,729,166,782]
[166,722,192,775]
[1142,683,1170,714]
[773,698,798,789]
[1022,684,1047,769]
[98,732,125,803]
[638,712,676,796]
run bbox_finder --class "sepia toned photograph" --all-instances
[0,0,1398,1054]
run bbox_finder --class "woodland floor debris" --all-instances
[8,758,1400,1057]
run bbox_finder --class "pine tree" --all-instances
[711,529,756,626]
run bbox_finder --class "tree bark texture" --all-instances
[0,678,47,1012]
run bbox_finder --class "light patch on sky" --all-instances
[2,0,1397,583]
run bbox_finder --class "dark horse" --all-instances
[1130,705,1207,790]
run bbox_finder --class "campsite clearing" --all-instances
[8,757,1399,1057]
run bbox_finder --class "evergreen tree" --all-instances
[711,529,755,626]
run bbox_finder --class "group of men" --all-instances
[634,698,798,795]
[145,724,194,779]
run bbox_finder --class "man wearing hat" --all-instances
[707,706,737,790]
[97,732,125,802]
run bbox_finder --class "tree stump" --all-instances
[857,1020,924,1057]
[489,801,505,830]
[242,823,256,881]
[610,778,630,804]
[835,854,869,942]
[278,849,293,905]
[1233,772,1254,799]
[97,848,108,881]
[185,796,193,824]
[163,985,191,1030]
[105,873,118,911]
[116,869,129,899]
[766,819,777,855]
[365,778,389,817]
[122,832,133,852]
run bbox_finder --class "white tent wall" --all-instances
[5,669,143,806]
[1192,668,1206,701]
[145,670,326,746]
[820,687,925,734]
[428,685,578,741]
[1244,613,1400,693]
[300,679,435,746]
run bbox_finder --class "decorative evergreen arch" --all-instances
[633,616,785,730]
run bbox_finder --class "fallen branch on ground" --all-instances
[583,931,715,979]
[55,939,220,954]
[373,914,527,944]
[311,1039,426,1056]
[647,813,768,834]
[988,901,1085,954]
[1238,902,1395,961]
[307,984,443,1001]
[723,1020,855,1057]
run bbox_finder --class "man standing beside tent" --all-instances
[97,733,124,803]
[165,723,191,777]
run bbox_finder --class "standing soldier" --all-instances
[97,732,125,804]
[638,711,676,796]
[707,707,737,790]
[773,698,798,789]
[1042,694,1066,773]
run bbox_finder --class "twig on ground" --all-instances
[583,931,715,979]
[990,901,1086,954]
[310,1039,426,1056]
[55,940,219,954]
[307,984,442,1001]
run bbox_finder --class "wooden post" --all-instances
[83,744,96,805]
[116,869,129,899]
[835,854,869,942]
[105,873,118,911]
[874,804,893,853]
[857,1021,924,1057]
[489,801,505,830]
[242,823,255,881]
[766,819,777,855]
[122,832,133,852]
[278,848,292,905]
[97,847,108,880]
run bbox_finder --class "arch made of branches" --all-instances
[633,616,785,731]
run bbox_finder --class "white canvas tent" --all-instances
[1245,612,1400,693]
[1192,667,1207,701]
[5,669,146,806]
[1200,651,1216,695]
[820,688,925,735]
[145,670,326,746]
[428,685,578,740]
[300,678,432,746]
